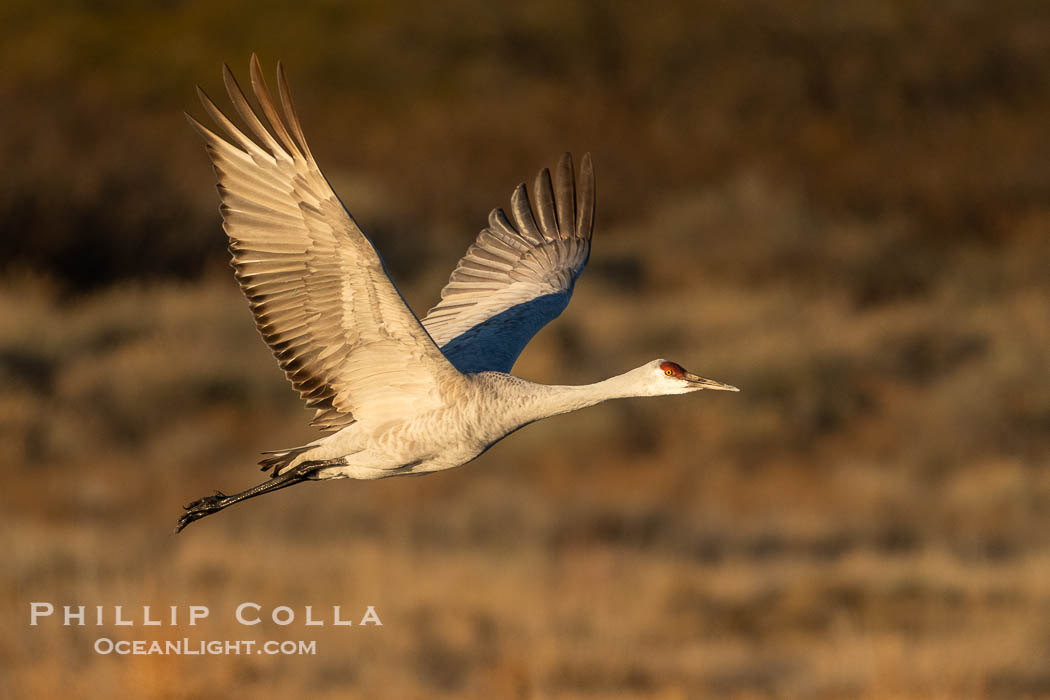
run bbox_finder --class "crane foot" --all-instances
[174,491,231,533]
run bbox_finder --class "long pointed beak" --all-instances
[684,372,739,392]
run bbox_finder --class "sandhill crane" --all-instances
[174,56,738,533]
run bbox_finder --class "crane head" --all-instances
[655,360,738,394]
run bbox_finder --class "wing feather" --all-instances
[422,153,595,374]
[190,55,459,431]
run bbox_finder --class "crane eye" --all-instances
[665,369,674,376]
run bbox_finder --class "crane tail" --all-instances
[258,445,312,476]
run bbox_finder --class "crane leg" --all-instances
[173,458,344,533]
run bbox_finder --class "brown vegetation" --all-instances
[3,2,1049,697]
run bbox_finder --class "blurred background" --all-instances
[3,1,1049,697]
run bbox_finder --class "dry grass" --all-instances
[3,199,1048,697]
[4,1,1050,698]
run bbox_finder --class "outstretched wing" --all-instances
[188,55,459,430]
[422,153,595,374]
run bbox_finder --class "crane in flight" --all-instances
[175,56,738,533]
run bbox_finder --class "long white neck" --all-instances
[513,367,656,426]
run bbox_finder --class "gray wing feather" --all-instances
[189,55,458,430]
[422,153,595,374]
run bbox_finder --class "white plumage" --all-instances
[175,56,737,533]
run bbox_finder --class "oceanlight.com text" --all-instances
[94,638,317,656]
